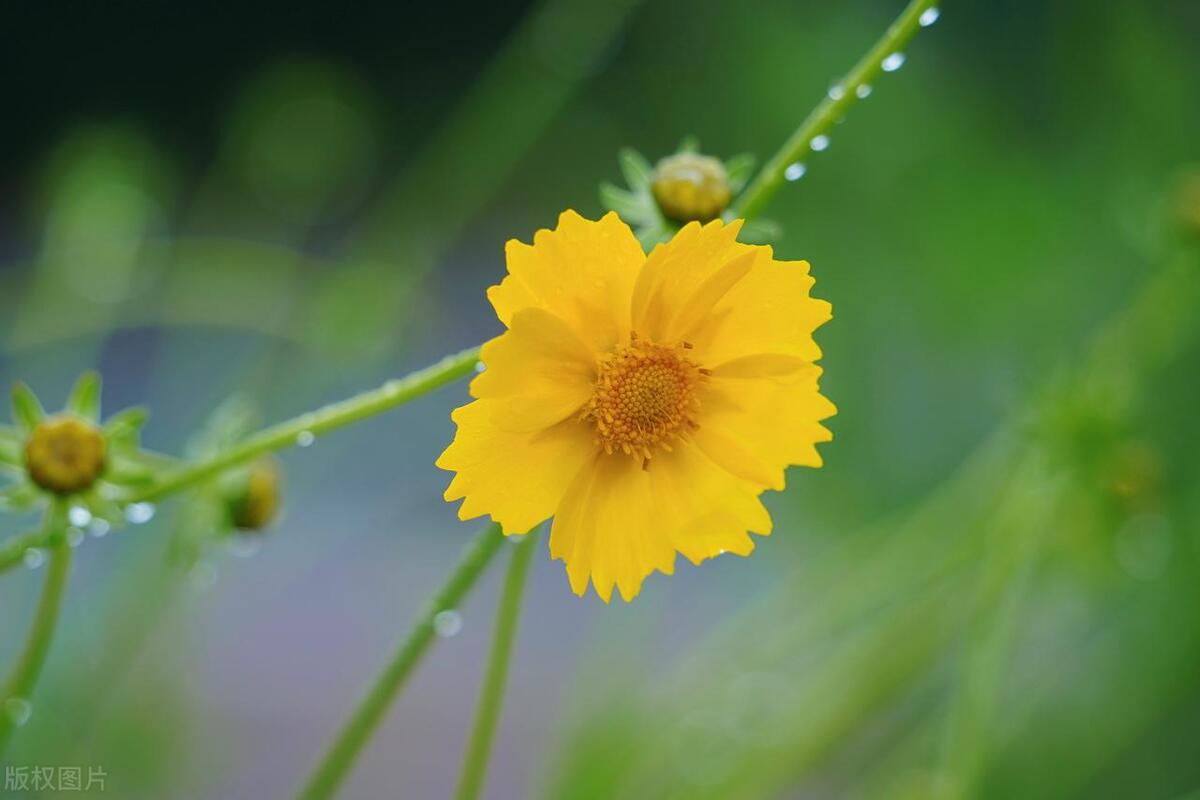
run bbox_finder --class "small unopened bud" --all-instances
[24,416,107,495]
[231,459,282,532]
[651,153,732,224]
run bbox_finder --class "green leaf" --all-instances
[66,371,102,421]
[725,153,757,192]
[104,406,150,451]
[677,135,700,153]
[11,382,45,433]
[618,148,654,192]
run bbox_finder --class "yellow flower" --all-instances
[437,211,834,602]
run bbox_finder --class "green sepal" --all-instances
[0,482,43,513]
[103,457,158,488]
[600,183,653,223]
[678,135,700,153]
[84,489,126,526]
[11,382,45,433]
[737,218,783,245]
[617,148,654,193]
[636,224,675,251]
[66,371,102,422]
[104,406,150,453]
[725,153,757,192]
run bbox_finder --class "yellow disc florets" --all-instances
[651,153,732,224]
[24,416,107,495]
[582,335,707,461]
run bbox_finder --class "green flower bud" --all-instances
[231,459,282,532]
[24,416,107,495]
[651,153,732,223]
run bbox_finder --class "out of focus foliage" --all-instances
[1,0,1198,797]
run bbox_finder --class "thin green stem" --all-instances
[130,346,480,503]
[733,0,942,220]
[298,523,507,800]
[454,529,539,800]
[0,529,71,758]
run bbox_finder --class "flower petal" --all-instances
[700,371,836,489]
[549,439,772,601]
[688,250,832,365]
[470,308,597,431]
[649,439,773,565]
[630,219,750,343]
[437,400,595,535]
[549,454,676,603]
[486,210,644,352]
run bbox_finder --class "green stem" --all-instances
[298,523,507,800]
[0,534,71,759]
[131,346,480,503]
[733,0,942,220]
[454,529,539,800]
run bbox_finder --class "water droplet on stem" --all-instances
[433,609,463,638]
[4,697,32,727]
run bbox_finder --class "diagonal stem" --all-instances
[298,523,507,800]
[454,528,540,800]
[129,346,480,503]
[733,0,942,220]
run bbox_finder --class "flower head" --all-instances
[651,152,732,223]
[230,458,282,532]
[25,416,107,495]
[437,211,834,601]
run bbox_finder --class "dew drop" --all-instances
[295,431,316,448]
[227,536,262,559]
[856,84,873,99]
[919,7,940,26]
[474,361,486,374]
[827,84,845,101]
[4,697,32,727]
[810,135,831,152]
[125,502,156,525]
[68,506,92,527]
[881,52,906,72]
[784,162,807,181]
[433,609,463,638]
[66,528,85,548]
[23,549,44,570]
[89,519,111,538]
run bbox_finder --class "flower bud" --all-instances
[651,153,732,223]
[24,416,107,495]
[231,459,281,531]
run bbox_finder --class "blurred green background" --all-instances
[2,0,1199,797]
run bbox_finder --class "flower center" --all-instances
[582,335,706,461]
